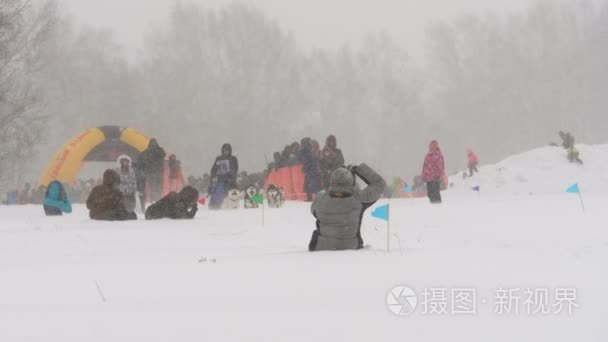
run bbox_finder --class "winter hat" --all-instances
[329,167,355,195]
[102,169,120,187]
[429,140,439,151]
[326,135,337,148]
[301,138,312,151]
[117,154,132,167]
[221,143,232,156]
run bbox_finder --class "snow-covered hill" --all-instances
[449,144,608,195]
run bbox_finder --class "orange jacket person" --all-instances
[467,148,479,177]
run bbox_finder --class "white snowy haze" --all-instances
[60,0,535,62]
[2,0,608,189]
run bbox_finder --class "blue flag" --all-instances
[403,185,413,193]
[566,183,580,194]
[472,186,480,192]
[371,204,389,221]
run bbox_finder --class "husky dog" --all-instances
[266,184,285,208]
[244,185,260,209]
[222,188,241,209]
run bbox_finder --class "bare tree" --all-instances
[426,0,608,171]
[0,0,56,190]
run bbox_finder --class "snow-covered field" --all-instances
[1,146,607,341]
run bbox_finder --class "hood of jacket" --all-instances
[148,138,159,149]
[328,167,355,195]
[102,169,120,187]
[221,143,232,156]
[325,135,337,149]
[117,154,132,168]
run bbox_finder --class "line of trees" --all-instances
[0,0,56,189]
[1,0,607,191]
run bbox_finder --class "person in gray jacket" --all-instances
[309,163,386,251]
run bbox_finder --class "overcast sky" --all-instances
[60,0,538,62]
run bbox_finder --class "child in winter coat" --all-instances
[467,148,479,177]
[422,140,445,204]
[43,180,72,216]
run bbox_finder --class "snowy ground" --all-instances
[1,193,607,341]
[2,145,608,341]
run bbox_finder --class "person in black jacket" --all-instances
[210,143,239,191]
[145,186,199,220]
[137,138,166,202]
[300,138,322,202]
[320,135,345,189]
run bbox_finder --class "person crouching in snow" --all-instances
[467,148,479,177]
[86,169,137,221]
[308,163,386,251]
[422,140,445,204]
[116,155,137,212]
[43,180,72,216]
[145,186,199,220]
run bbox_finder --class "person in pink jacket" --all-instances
[422,140,445,203]
[467,148,479,177]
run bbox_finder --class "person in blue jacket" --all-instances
[43,180,72,216]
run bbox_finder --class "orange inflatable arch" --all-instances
[39,126,150,187]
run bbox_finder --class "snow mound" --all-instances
[449,144,608,195]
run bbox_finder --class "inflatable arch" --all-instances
[39,126,150,187]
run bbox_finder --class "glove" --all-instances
[188,205,198,218]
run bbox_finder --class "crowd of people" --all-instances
[267,134,345,201]
[7,129,588,252]
[22,128,602,254]
[15,132,591,253]
[3,135,472,211]
[4,135,451,209]
[5,179,99,206]
[76,138,199,221]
